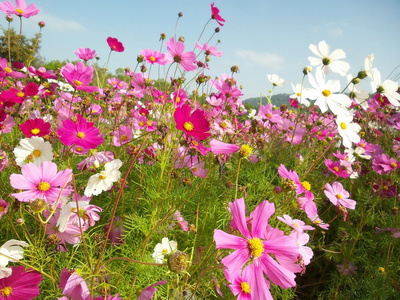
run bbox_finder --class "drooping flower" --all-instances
[57,115,104,149]
[211,3,225,27]
[10,161,72,204]
[75,47,97,61]
[370,68,400,106]
[0,266,42,300]
[60,61,98,93]
[308,40,350,76]
[214,198,299,289]
[152,237,177,264]
[107,37,124,52]
[0,149,10,172]
[166,37,197,72]
[277,215,315,233]
[372,154,399,175]
[0,0,39,18]
[174,103,211,140]
[84,159,123,197]
[0,239,28,279]
[0,58,26,79]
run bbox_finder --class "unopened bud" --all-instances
[38,21,45,28]
[6,15,12,22]
[303,66,312,75]
[16,218,24,225]
[357,70,368,79]
[141,65,147,73]
[231,65,239,73]
[178,12,183,17]
[215,27,220,33]
[351,77,360,84]
[137,54,144,63]
[178,36,185,43]
[160,33,166,41]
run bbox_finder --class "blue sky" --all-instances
[3,0,400,98]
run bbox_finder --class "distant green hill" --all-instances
[243,93,291,109]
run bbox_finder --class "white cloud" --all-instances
[28,11,86,32]
[235,50,284,70]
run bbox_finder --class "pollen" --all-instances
[266,113,272,118]
[139,121,145,127]
[149,56,156,62]
[336,194,342,199]
[340,122,347,130]
[239,144,253,158]
[162,248,168,255]
[76,132,85,139]
[17,91,25,98]
[38,181,50,191]
[0,286,12,297]
[220,121,228,129]
[296,92,301,97]
[99,174,107,180]
[322,89,331,97]
[33,149,42,157]
[175,96,181,103]
[248,237,264,258]
[390,162,397,168]
[31,128,40,135]
[192,167,198,172]
[240,282,251,294]
[76,147,83,152]
[333,166,339,172]
[191,140,198,147]
[301,181,311,191]
[121,135,128,141]
[383,185,389,190]
[74,80,82,86]
[4,67,12,73]
[183,121,194,131]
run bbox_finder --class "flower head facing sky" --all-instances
[0,0,39,18]
[174,104,211,140]
[107,37,124,52]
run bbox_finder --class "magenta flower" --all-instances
[166,37,197,72]
[0,82,39,105]
[20,118,51,137]
[28,66,57,79]
[174,103,211,140]
[211,3,225,26]
[0,0,39,18]
[372,154,399,175]
[140,48,167,65]
[10,161,72,204]
[107,37,124,52]
[137,280,167,300]
[0,266,42,300]
[214,198,299,289]
[57,115,104,149]
[196,42,222,57]
[60,61,98,93]
[112,125,132,147]
[0,58,26,78]
[325,159,351,178]
[0,198,9,220]
[59,269,90,300]
[75,47,97,61]
[324,182,356,210]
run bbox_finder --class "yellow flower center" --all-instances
[192,167,198,172]
[315,219,321,224]
[147,120,152,126]
[360,143,365,147]
[17,91,25,98]
[333,166,339,172]
[76,147,83,152]
[31,128,40,135]
[121,135,128,141]
[191,140,198,147]
[0,286,12,296]
[391,162,397,168]
[15,8,23,14]
[378,267,385,273]
[336,194,342,199]
[296,92,301,97]
[322,89,331,97]
[149,56,156,62]
[33,149,42,157]
[301,181,311,191]
[76,132,85,139]
[4,67,12,73]
[239,144,253,158]
[175,96,181,103]
[293,222,299,228]
[138,121,145,127]
[248,237,264,258]
[162,248,168,255]
[38,181,50,191]
[183,121,194,131]
[240,282,251,294]
[74,80,82,86]
[383,185,389,190]
[266,113,272,118]
[220,121,228,129]
[340,122,347,130]
[99,174,107,180]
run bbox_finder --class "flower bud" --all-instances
[141,65,147,73]
[215,27,220,33]
[16,218,24,225]
[5,15,12,22]
[30,199,47,213]
[160,33,166,40]
[357,70,368,79]
[38,21,45,28]
[168,251,189,273]
[178,36,185,42]
[351,77,360,84]
[231,65,239,73]
[178,12,183,17]
[303,66,312,75]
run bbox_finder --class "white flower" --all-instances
[13,136,53,167]
[267,74,285,87]
[363,54,374,78]
[0,239,29,279]
[84,159,123,197]
[56,200,89,232]
[336,115,361,149]
[370,68,400,106]
[345,147,371,162]
[307,68,352,116]
[308,40,350,76]
[152,237,177,264]
[290,83,310,107]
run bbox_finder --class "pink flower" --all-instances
[10,161,72,204]
[59,269,90,300]
[175,211,189,232]
[0,0,39,18]
[57,115,104,149]
[0,82,39,105]
[112,125,132,147]
[107,37,124,52]
[0,266,42,300]
[277,215,315,233]
[104,216,125,246]
[166,37,197,72]
[258,104,282,123]
[137,280,167,300]
[325,159,351,178]
[20,118,51,137]
[214,198,299,289]
[324,182,356,210]
[174,103,211,140]
[0,114,14,134]
[0,150,10,172]
[196,42,222,57]
[0,58,26,78]
[28,66,57,79]
[60,61,98,93]
[140,48,166,65]
[211,3,225,27]
[372,154,398,175]
[75,47,97,61]
[0,199,9,220]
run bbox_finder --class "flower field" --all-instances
[0,1,399,299]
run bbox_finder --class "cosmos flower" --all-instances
[174,103,211,140]
[0,239,29,279]
[107,37,124,52]
[152,237,177,264]
[370,68,400,106]
[336,114,361,149]
[267,74,285,87]
[0,0,39,18]
[0,266,42,300]
[60,61,98,93]
[324,182,356,211]
[211,3,225,26]
[75,47,97,61]
[166,37,197,72]
[13,136,53,166]
[140,48,166,65]
[19,118,51,138]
